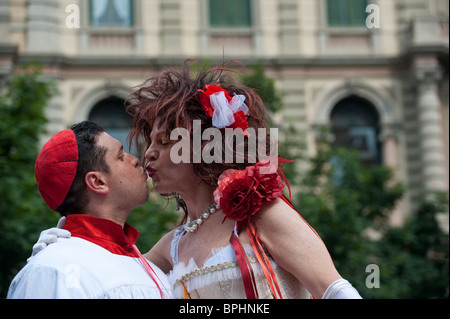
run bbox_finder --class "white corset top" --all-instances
[167,225,311,299]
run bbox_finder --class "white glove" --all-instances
[28,217,71,262]
[321,278,362,299]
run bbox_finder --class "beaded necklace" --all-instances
[183,203,220,233]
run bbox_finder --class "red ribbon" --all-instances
[230,228,259,299]
[132,244,169,299]
[276,157,294,199]
[245,220,283,299]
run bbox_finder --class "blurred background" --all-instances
[0,0,448,298]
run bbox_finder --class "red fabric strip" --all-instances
[64,215,140,257]
[230,230,258,299]
[131,244,168,299]
[246,221,283,299]
[277,157,294,198]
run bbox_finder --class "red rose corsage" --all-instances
[213,158,289,223]
[213,157,293,299]
[198,85,250,136]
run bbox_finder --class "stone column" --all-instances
[380,123,404,225]
[0,0,16,87]
[26,0,60,53]
[0,0,10,43]
[161,0,181,55]
[278,0,299,55]
[380,124,400,175]
[414,58,447,193]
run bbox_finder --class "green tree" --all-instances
[0,66,57,298]
[291,139,448,298]
[240,64,283,114]
[373,192,449,298]
[128,194,180,254]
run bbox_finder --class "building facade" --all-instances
[0,0,448,222]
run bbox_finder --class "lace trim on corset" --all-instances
[173,256,260,289]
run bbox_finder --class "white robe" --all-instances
[7,216,172,299]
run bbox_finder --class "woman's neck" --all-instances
[178,182,217,220]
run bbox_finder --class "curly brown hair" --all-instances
[127,59,275,189]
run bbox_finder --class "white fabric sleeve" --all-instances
[321,278,362,299]
[7,264,87,299]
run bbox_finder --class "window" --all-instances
[209,0,252,28]
[327,0,368,27]
[330,96,381,166]
[90,0,133,27]
[88,97,136,154]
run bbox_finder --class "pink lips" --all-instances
[146,164,157,178]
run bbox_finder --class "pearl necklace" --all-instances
[184,203,221,233]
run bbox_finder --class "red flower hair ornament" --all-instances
[198,85,250,136]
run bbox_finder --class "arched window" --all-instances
[330,96,381,166]
[88,97,136,155]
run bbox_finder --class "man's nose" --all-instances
[129,154,140,167]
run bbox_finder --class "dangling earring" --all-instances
[172,192,182,211]
[209,173,216,186]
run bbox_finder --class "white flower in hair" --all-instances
[209,91,248,129]
[198,85,250,136]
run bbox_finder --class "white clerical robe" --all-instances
[7,215,172,299]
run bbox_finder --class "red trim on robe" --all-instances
[64,214,139,257]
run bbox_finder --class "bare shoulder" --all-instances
[254,197,341,298]
[255,197,315,237]
[254,197,328,257]
[144,228,178,273]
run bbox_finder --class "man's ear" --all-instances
[85,171,109,195]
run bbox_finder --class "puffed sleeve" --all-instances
[7,264,88,299]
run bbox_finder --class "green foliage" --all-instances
[0,66,57,298]
[127,195,180,254]
[373,193,449,298]
[240,64,283,114]
[290,140,449,298]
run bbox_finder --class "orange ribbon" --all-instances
[231,220,283,299]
